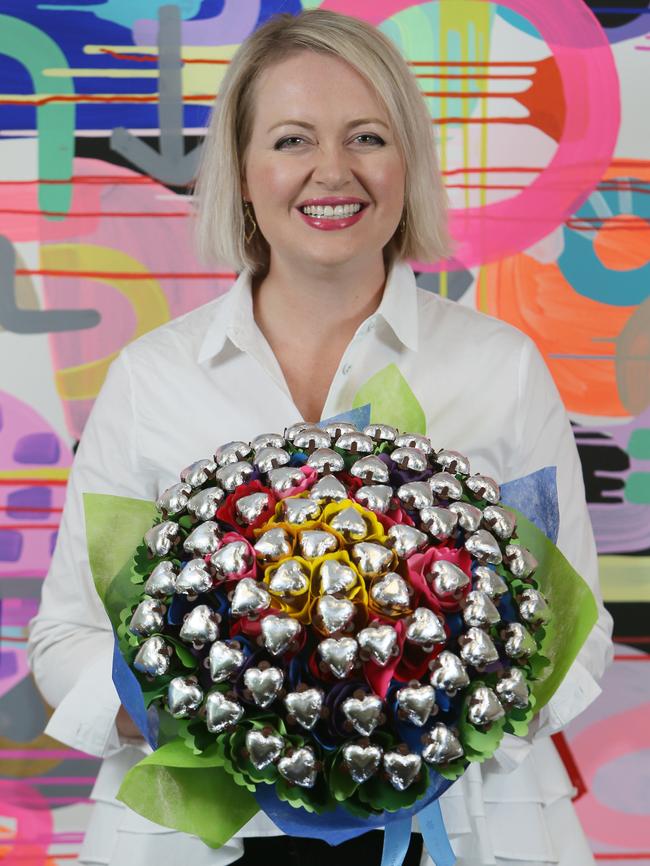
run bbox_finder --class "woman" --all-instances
[28,9,613,866]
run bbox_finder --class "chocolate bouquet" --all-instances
[85,416,597,864]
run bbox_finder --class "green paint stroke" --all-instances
[628,428,650,460]
[0,15,74,216]
[624,472,650,505]
[353,363,426,434]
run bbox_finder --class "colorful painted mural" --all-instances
[0,0,647,863]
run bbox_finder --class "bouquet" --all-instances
[85,414,598,864]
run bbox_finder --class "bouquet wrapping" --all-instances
[84,410,598,865]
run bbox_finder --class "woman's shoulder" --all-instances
[414,284,532,354]
[120,290,231,368]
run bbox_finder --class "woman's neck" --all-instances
[252,253,388,344]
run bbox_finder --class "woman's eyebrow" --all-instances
[267,117,390,133]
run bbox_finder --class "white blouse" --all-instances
[28,259,613,866]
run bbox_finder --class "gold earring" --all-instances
[399,209,407,233]
[243,200,257,243]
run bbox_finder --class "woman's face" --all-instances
[241,50,406,273]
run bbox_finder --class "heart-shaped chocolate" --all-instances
[329,507,369,540]
[395,684,436,726]
[180,458,217,488]
[251,432,285,451]
[397,480,434,509]
[254,528,292,562]
[260,614,301,656]
[341,694,383,736]
[318,559,358,595]
[383,751,422,791]
[306,448,345,474]
[370,572,411,614]
[335,432,373,454]
[482,505,516,540]
[299,530,339,558]
[504,544,538,578]
[391,446,427,472]
[268,559,309,596]
[254,446,290,473]
[448,501,482,532]
[284,688,324,730]
[179,604,220,647]
[186,486,225,521]
[167,676,203,718]
[349,455,390,484]
[462,590,501,628]
[395,433,432,455]
[354,484,393,513]
[317,637,358,678]
[429,650,470,695]
[518,588,551,625]
[156,482,192,515]
[205,690,244,734]
[267,466,304,493]
[134,635,171,677]
[310,474,348,502]
[236,492,269,525]
[144,561,177,598]
[283,497,320,524]
[459,626,499,668]
[245,729,284,770]
[465,529,503,565]
[342,742,383,784]
[502,622,537,659]
[243,666,284,708]
[467,685,505,727]
[211,540,252,579]
[294,428,331,450]
[473,566,508,599]
[316,595,355,634]
[215,460,254,492]
[405,607,446,649]
[215,440,252,466]
[422,723,464,765]
[465,473,500,504]
[386,524,428,559]
[428,472,463,501]
[183,520,221,556]
[495,667,529,709]
[428,560,470,598]
[129,598,165,637]
[435,449,470,475]
[208,640,244,682]
[419,506,458,541]
[278,747,317,788]
[144,521,180,557]
[230,578,271,618]
[364,423,397,443]
[357,625,398,666]
[350,542,393,577]
[175,558,213,596]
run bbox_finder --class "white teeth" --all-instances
[301,203,363,218]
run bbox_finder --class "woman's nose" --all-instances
[312,144,352,187]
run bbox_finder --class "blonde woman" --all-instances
[28,10,612,866]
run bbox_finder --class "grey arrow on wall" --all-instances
[110,5,202,187]
[0,235,100,334]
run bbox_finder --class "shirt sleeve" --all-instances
[27,350,154,758]
[509,336,614,736]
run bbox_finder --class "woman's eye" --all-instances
[354,134,385,146]
[275,137,305,150]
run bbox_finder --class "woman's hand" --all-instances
[116,704,144,740]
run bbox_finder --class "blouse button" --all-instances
[342,363,352,376]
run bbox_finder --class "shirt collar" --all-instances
[197,257,419,364]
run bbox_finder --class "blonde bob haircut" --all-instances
[193,8,451,274]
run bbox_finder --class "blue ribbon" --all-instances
[381,816,412,866]
[419,800,456,866]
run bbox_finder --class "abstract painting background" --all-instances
[0,1,647,862]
